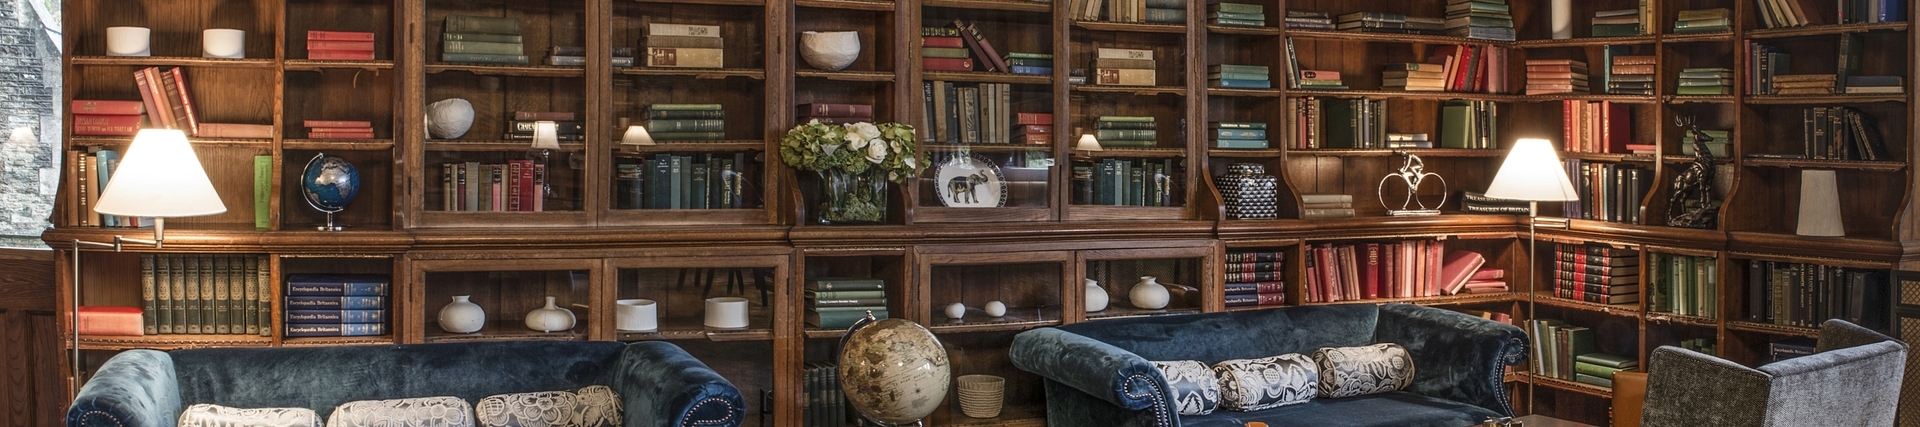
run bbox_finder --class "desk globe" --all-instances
[301,153,359,231]
[838,315,950,426]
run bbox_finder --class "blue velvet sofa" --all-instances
[1010,303,1528,427]
[67,340,745,427]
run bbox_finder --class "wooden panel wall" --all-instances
[0,248,61,426]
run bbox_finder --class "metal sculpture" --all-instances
[1666,115,1721,228]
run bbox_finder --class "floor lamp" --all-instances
[1483,138,1578,417]
[70,129,227,393]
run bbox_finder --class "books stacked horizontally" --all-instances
[1301,239,1455,303]
[442,15,526,65]
[1554,242,1638,305]
[1337,12,1445,35]
[1672,8,1730,34]
[1094,48,1155,86]
[1386,133,1430,149]
[305,120,374,140]
[1095,115,1155,147]
[1072,0,1184,23]
[1439,250,1502,295]
[307,30,375,61]
[1675,67,1732,95]
[1383,63,1445,91]
[1223,251,1284,308]
[1773,74,1836,95]
[1085,158,1176,206]
[1209,2,1265,27]
[1460,191,1529,215]
[439,159,548,212]
[1445,0,1515,41]
[1439,100,1497,149]
[805,277,888,329]
[284,274,390,337]
[1747,260,1890,330]
[1285,10,1334,30]
[1294,70,1346,90]
[1209,64,1270,89]
[1300,193,1353,219]
[1679,128,1730,157]
[135,254,271,336]
[71,99,144,136]
[1793,106,1889,160]
[648,104,726,141]
[1005,52,1051,75]
[1210,121,1268,149]
[645,23,724,68]
[506,112,584,141]
[1845,76,1905,94]
[547,46,635,67]
[1607,55,1654,95]
[1648,253,1717,317]
[1561,100,1630,153]
[1571,352,1636,387]
[1524,59,1587,95]
[1144,0,1185,24]
[617,153,748,209]
[803,362,847,427]
[1015,112,1052,145]
[1590,9,1642,37]
[797,103,873,125]
[1565,160,1647,223]
[921,27,974,72]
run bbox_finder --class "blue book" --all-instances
[1212,78,1272,89]
[284,274,391,296]
[284,309,387,324]
[284,323,387,337]
[285,296,386,310]
[1224,294,1260,306]
[1212,121,1268,129]
[1214,139,1271,149]
[1009,65,1052,75]
[1211,128,1267,139]
[1874,0,1904,23]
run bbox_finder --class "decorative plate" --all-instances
[933,156,1007,208]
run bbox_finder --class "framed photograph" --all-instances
[934,156,1007,208]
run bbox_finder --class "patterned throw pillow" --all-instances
[326,396,474,427]
[1209,353,1318,411]
[475,385,623,427]
[1312,343,1417,398]
[178,403,319,427]
[1150,360,1220,416]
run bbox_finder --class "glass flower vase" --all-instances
[817,169,888,225]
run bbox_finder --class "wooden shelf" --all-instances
[633,0,767,6]
[922,71,1051,85]
[1644,312,1719,328]
[617,141,766,153]
[284,60,395,71]
[925,143,1051,152]
[1288,148,1503,158]
[423,322,585,343]
[1746,22,1911,39]
[425,141,589,152]
[280,336,398,347]
[1520,372,1615,399]
[1726,321,1821,338]
[795,69,895,82]
[1745,94,1908,104]
[1529,292,1642,316]
[1208,148,1283,158]
[1071,20,1187,34]
[74,334,274,351]
[284,139,396,151]
[1659,31,1735,43]
[1285,29,1492,45]
[1665,95,1736,104]
[1741,157,1906,171]
[1072,147,1186,158]
[426,63,587,77]
[1206,25,1282,36]
[794,0,895,10]
[921,0,1051,13]
[1514,94,1659,104]
[69,135,273,148]
[1072,85,1186,96]
[618,326,775,342]
[1206,88,1282,97]
[1564,152,1658,163]
[1084,306,1201,320]
[70,56,277,68]
[926,309,1059,334]
[1514,35,1659,48]
[619,67,767,80]
[1288,89,1516,102]
[1300,292,1516,307]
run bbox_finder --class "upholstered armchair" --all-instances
[1634,319,1905,427]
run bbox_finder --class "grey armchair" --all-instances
[1638,319,1906,427]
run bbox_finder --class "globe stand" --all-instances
[313,209,346,231]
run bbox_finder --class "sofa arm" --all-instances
[613,341,746,427]
[1641,346,1769,427]
[67,349,182,427]
[1372,303,1528,417]
[1010,328,1174,426]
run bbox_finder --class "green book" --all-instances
[1573,373,1614,388]
[198,255,214,334]
[1573,361,1632,379]
[169,256,186,334]
[1208,71,1270,81]
[807,277,886,291]
[141,255,157,335]
[1096,139,1158,148]
[1320,99,1362,149]
[243,255,258,335]
[1096,129,1156,140]
[1211,128,1266,139]
[1097,115,1156,122]
[649,103,724,110]
[1111,160,1129,206]
[1095,120,1157,130]
[809,305,889,312]
[213,256,229,334]
[253,156,271,229]
[444,15,522,35]
[442,32,524,43]
[1674,85,1729,95]
[1094,159,1115,205]
[689,161,709,210]
[1574,352,1639,369]
[440,52,529,64]
[1003,52,1052,59]
[1211,121,1267,129]
[1126,161,1144,206]
[807,308,889,328]
[1439,100,1471,149]
[649,131,727,140]
[1214,139,1270,149]
[1675,8,1730,20]
[668,155,685,209]
[646,109,725,120]
[922,47,972,58]
[1207,64,1270,75]
[1560,326,1596,379]
[155,255,172,334]
[255,255,270,336]
[1591,24,1642,37]
[442,40,525,55]
[185,255,202,334]
[1005,58,1054,67]
[1209,11,1266,21]
[805,289,887,299]
[1212,18,1268,27]
[646,119,726,132]
[1208,2,1263,14]
[648,155,673,209]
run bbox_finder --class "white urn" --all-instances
[524,296,576,332]
[424,98,474,139]
[1129,276,1170,310]
[984,301,1007,317]
[799,31,861,71]
[438,295,485,333]
[945,302,967,319]
[1084,279,1109,312]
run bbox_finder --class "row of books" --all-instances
[1648,253,1718,318]
[1209,121,1268,149]
[1767,106,1890,161]
[441,15,527,65]
[1283,37,1346,91]
[643,23,723,68]
[305,120,374,140]
[1674,128,1730,157]
[1434,44,1510,93]
[797,103,874,125]
[438,160,548,212]
[1754,0,1903,28]
[1288,98,1380,149]
[1672,8,1732,34]
[1562,160,1649,224]
[282,274,392,337]
[1209,3,1265,28]
[614,153,749,210]
[1093,115,1156,148]
[802,363,849,427]
[1338,12,1445,35]
[644,104,728,141]
[1223,251,1284,307]
[138,254,272,336]
[66,149,146,228]
[1446,0,1516,41]
[922,82,1042,144]
[1553,243,1639,305]
[1094,48,1157,86]
[1299,193,1354,219]
[306,30,375,61]
[1209,64,1270,89]
[1075,158,1177,207]
[1746,260,1889,330]
[804,277,889,329]
[1751,34,1905,95]
[128,67,271,138]
[1591,8,1646,37]
[1525,59,1587,95]
[1300,240,1497,303]
[1529,318,1637,387]
[1561,100,1630,154]
[1439,99,1499,149]
[1071,0,1183,23]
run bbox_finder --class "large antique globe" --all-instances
[301,153,360,213]
[839,318,950,425]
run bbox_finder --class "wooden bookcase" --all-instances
[45,0,1918,425]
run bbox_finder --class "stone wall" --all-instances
[0,0,59,248]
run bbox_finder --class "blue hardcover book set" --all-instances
[284,274,390,337]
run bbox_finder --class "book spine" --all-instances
[284,282,390,296]
[197,255,214,333]
[798,103,875,118]
[959,20,1010,72]
[283,323,387,337]
[441,52,530,64]
[809,279,887,291]
[307,40,376,51]
[285,310,387,324]
[168,256,185,333]
[921,57,975,72]
[647,23,721,37]
[284,296,387,310]
[1223,281,1287,294]
[646,48,724,68]
[442,40,525,55]
[309,30,376,41]
[444,15,522,35]
[213,256,230,334]
[183,256,201,334]
[71,100,145,115]
[141,256,157,335]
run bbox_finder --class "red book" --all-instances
[1015,112,1053,125]
[1020,133,1049,145]
[309,50,376,61]
[1316,244,1338,301]
[1300,70,1341,80]
[1462,280,1508,294]
[308,130,376,139]
[198,123,274,138]
[1439,250,1484,295]
[73,114,142,136]
[1360,243,1382,299]
[506,161,523,211]
[72,100,145,115]
[1598,100,1629,153]
[514,111,578,121]
[514,159,537,212]
[1426,241,1445,297]
[1014,125,1052,135]
[307,40,375,51]
[78,306,143,336]
[308,30,375,41]
[166,68,201,137]
[921,57,975,72]
[1469,267,1506,281]
[922,36,965,48]
[132,68,172,132]
[956,20,1009,73]
[797,103,872,118]
[305,120,374,128]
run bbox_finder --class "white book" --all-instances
[1096,47,1153,60]
[648,23,721,37]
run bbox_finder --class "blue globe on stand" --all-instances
[301,153,360,231]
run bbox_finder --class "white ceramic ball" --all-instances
[984,301,1007,317]
[424,98,474,139]
[945,302,967,319]
[799,31,862,71]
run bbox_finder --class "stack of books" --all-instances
[1294,70,1347,91]
[1337,12,1445,35]
[951,20,1008,73]
[547,46,634,67]
[1016,112,1052,145]
[805,278,888,328]
[1672,8,1731,34]
[506,113,584,141]
[1756,0,1904,28]
[1676,67,1733,95]
[647,104,726,141]
[1571,353,1638,387]
[1208,2,1265,27]
[1845,76,1905,94]
[136,254,272,336]
[1773,74,1837,95]
[645,23,724,68]
[1445,0,1515,41]
[1386,133,1431,149]
[1223,251,1285,308]
[1563,160,1648,224]
[1082,158,1175,206]
[442,15,526,64]
[1648,253,1718,317]
[1209,64,1270,89]
[1553,243,1639,305]
[439,159,548,212]
[1300,193,1353,219]
[1524,59,1588,95]
[1285,10,1334,30]
[1383,63,1445,91]
[797,103,873,125]
[618,153,747,210]
[1005,52,1051,75]
[307,30,375,61]
[71,99,144,136]
[1457,266,1508,294]
[1561,100,1630,153]
[1590,9,1642,37]
[1437,250,1495,295]
[305,120,374,140]
[284,274,390,337]
[1095,115,1156,147]
[1607,55,1655,95]
[1094,48,1155,86]
[921,27,974,72]
[1210,122,1268,149]
[1679,128,1730,157]
[1146,0,1187,24]
[1459,191,1529,215]
[1438,100,1498,149]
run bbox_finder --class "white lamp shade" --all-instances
[531,121,561,150]
[1486,138,1578,202]
[1074,134,1102,151]
[1796,169,1844,237]
[622,125,655,145]
[93,129,228,217]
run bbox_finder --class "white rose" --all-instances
[866,140,888,163]
[853,122,882,140]
[904,156,917,170]
[844,131,867,148]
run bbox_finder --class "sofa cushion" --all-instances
[1150,360,1220,415]
[325,396,474,427]
[1211,353,1317,411]
[474,385,622,427]
[178,403,319,427]
[1173,391,1503,427]
[1314,344,1416,398]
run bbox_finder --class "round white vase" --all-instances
[799,31,861,71]
[438,295,485,333]
[524,296,576,332]
[1129,276,1170,310]
[424,98,474,139]
[945,302,967,319]
[984,301,1007,317]
[1084,279,1109,312]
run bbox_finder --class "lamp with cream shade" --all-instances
[1074,133,1103,151]
[530,121,559,198]
[622,125,656,145]
[1484,137,1578,416]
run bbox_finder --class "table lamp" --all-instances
[622,125,656,145]
[1484,137,1577,414]
[1074,133,1103,151]
[70,128,226,392]
[531,121,560,198]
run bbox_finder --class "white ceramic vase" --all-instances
[799,31,861,71]
[945,302,967,319]
[524,296,576,332]
[424,98,474,139]
[1129,276,1170,310]
[984,301,1007,317]
[1084,279,1109,312]
[438,295,485,333]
